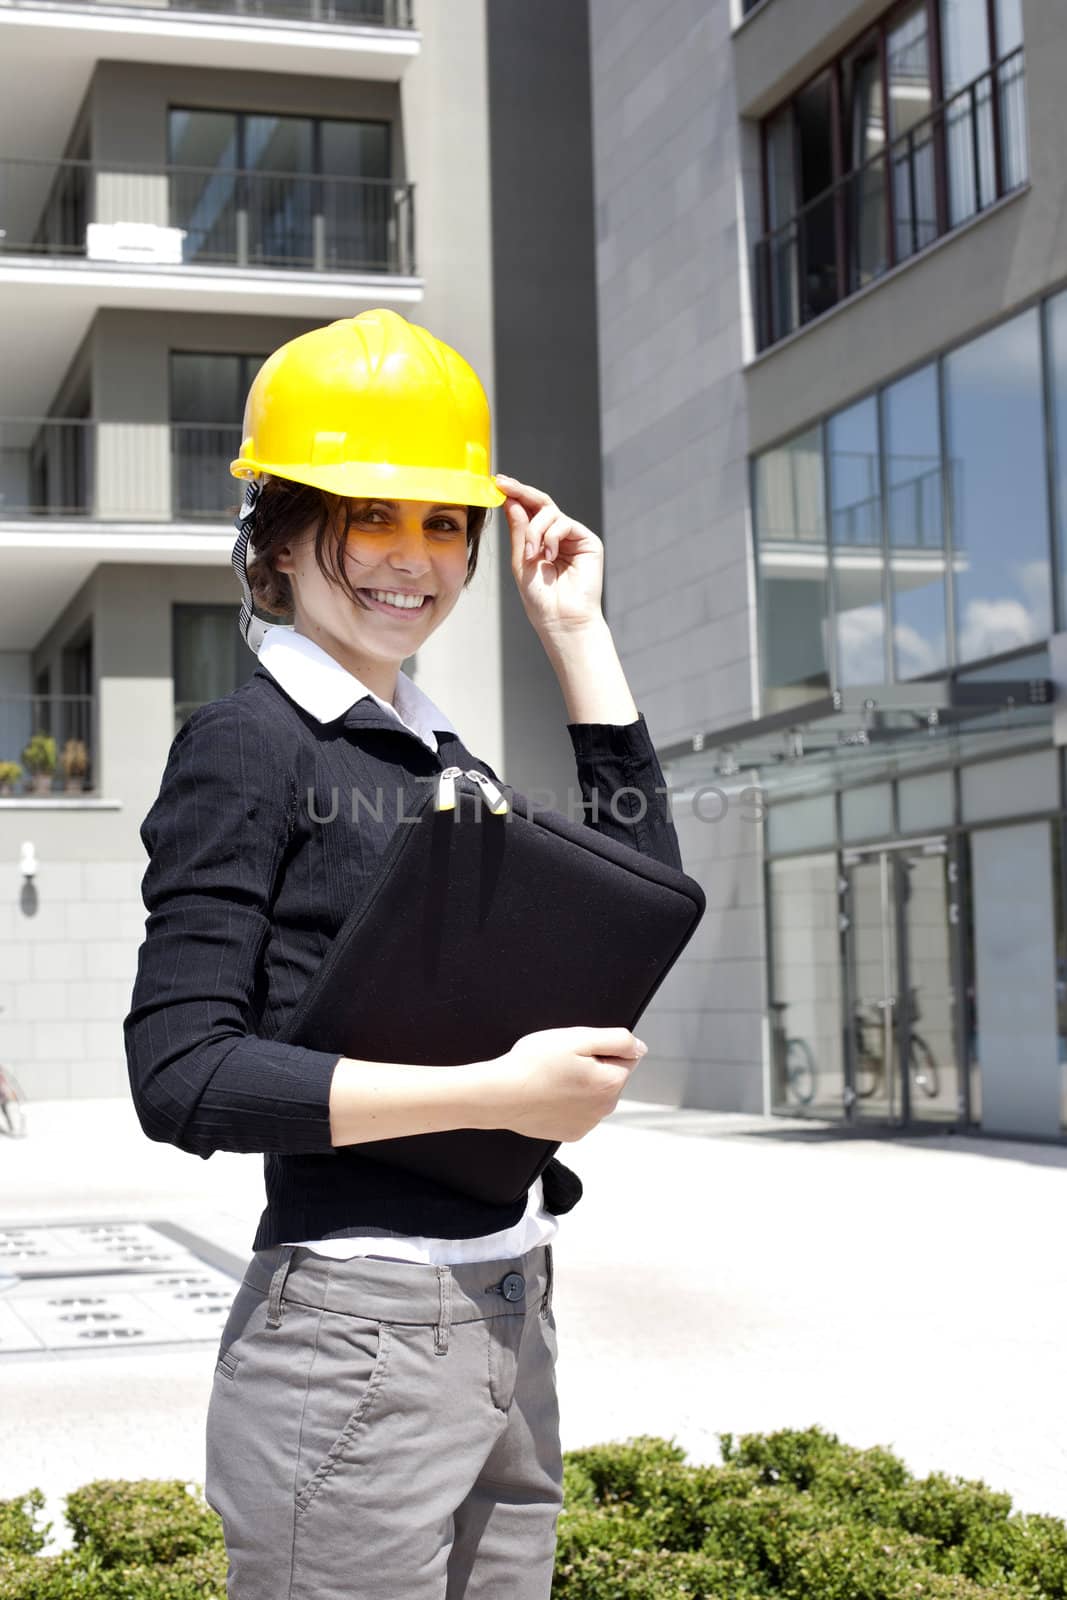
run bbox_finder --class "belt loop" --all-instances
[540,1243,554,1319]
[265,1246,297,1329]
[433,1265,452,1355]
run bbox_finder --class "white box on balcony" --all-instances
[85,223,187,266]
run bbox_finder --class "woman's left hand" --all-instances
[496,475,605,638]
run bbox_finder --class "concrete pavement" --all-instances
[1,1094,1065,1554]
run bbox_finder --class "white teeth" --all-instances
[365,590,428,610]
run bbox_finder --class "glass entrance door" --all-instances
[842,837,963,1125]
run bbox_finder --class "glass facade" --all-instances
[753,427,831,709]
[884,363,947,677]
[944,310,1050,662]
[756,0,1028,349]
[754,295,1067,711]
[768,854,845,1116]
[1045,293,1067,635]
[828,396,885,685]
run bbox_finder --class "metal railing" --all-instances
[755,50,1027,350]
[0,158,416,275]
[0,0,414,26]
[0,419,248,521]
[0,697,95,796]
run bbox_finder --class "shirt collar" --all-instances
[256,628,460,755]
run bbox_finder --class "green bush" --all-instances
[0,1490,51,1558]
[552,1427,1066,1599]
[64,1480,223,1571]
[1,1430,1064,1599]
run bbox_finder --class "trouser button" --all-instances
[500,1272,525,1302]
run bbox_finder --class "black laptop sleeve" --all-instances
[276,767,706,1205]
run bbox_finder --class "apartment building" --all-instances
[589,0,1067,1139]
[0,0,601,1101]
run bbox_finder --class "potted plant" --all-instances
[0,761,21,797]
[61,738,90,794]
[22,733,57,796]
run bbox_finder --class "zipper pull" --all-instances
[466,768,510,815]
[435,766,464,811]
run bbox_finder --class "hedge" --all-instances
[1,1428,1064,1598]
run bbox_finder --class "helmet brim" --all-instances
[230,458,507,509]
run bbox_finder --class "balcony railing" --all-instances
[754,50,1027,351]
[0,697,95,797]
[0,0,414,26]
[0,419,251,522]
[0,159,416,275]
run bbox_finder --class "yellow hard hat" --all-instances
[230,307,506,508]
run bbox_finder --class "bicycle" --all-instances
[852,986,940,1102]
[769,1000,817,1107]
[0,1006,27,1137]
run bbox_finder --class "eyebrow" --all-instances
[365,501,466,514]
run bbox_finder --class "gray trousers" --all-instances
[204,1240,561,1599]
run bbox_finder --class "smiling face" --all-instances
[273,497,472,693]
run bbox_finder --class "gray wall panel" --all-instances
[971,822,1061,1137]
[486,0,603,803]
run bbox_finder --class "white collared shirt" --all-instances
[259,627,560,1266]
[258,625,461,753]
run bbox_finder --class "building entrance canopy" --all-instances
[659,678,1055,798]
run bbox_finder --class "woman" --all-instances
[123,308,682,1600]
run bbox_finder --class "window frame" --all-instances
[166,107,393,182]
[757,0,1023,347]
[751,285,1067,714]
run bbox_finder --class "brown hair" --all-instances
[245,477,489,620]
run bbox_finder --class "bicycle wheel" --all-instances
[785,1038,816,1106]
[0,1073,27,1138]
[852,1060,881,1099]
[909,1035,940,1099]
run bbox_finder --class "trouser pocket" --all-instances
[294,1311,394,1516]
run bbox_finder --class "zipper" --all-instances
[434,766,509,815]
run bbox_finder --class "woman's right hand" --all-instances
[489,1026,649,1142]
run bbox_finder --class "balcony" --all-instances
[0,419,250,526]
[0,0,419,85]
[0,158,416,276]
[754,50,1028,352]
[0,696,95,799]
[1,0,413,22]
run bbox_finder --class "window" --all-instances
[753,427,832,712]
[828,397,886,686]
[944,310,1050,664]
[753,301,1063,707]
[170,352,268,519]
[173,605,257,732]
[884,363,947,676]
[755,0,1028,350]
[167,109,391,271]
[1046,289,1067,623]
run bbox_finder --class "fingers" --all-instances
[526,506,570,563]
[494,474,554,514]
[496,476,578,565]
[573,1027,648,1059]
